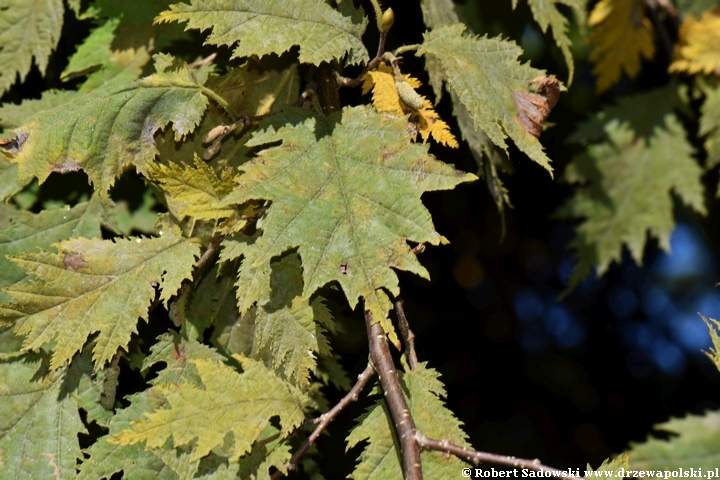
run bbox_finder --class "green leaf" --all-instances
[142,333,226,387]
[253,253,333,387]
[8,57,211,195]
[62,18,121,80]
[0,356,85,478]
[156,0,369,66]
[224,106,475,340]
[419,0,458,102]
[0,90,79,130]
[112,355,310,462]
[0,159,26,202]
[0,196,111,304]
[347,362,470,479]
[700,85,720,170]
[587,454,630,475]
[77,390,179,480]
[64,347,114,426]
[557,93,705,290]
[627,412,720,469]
[0,0,65,95]
[519,0,587,84]
[417,23,553,174]
[0,234,201,370]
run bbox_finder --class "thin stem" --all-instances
[415,433,584,480]
[188,52,217,68]
[395,300,418,370]
[394,44,420,56]
[200,86,238,121]
[271,362,376,479]
[366,311,423,480]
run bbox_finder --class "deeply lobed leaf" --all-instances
[156,0,369,65]
[558,90,705,290]
[224,105,475,341]
[0,234,201,370]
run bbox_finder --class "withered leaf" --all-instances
[512,76,560,137]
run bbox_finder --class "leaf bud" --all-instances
[380,8,394,32]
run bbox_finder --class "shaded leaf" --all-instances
[557,94,705,290]
[699,85,720,170]
[0,159,26,202]
[77,390,179,480]
[417,23,553,173]
[347,362,470,479]
[0,234,201,370]
[0,0,64,95]
[519,0,587,84]
[224,106,475,341]
[627,412,720,469]
[0,356,85,478]
[6,57,211,195]
[156,0,369,66]
[142,333,226,387]
[419,0,459,102]
[588,0,654,92]
[112,355,309,462]
[670,11,720,76]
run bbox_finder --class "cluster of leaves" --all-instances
[1,0,720,477]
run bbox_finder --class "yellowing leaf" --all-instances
[0,234,201,370]
[156,0,369,66]
[0,356,85,479]
[112,355,309,462]
[7,57,211,195]
[223,106,476,340]
[347,362,470,479]
[588,0,655,92]
[628,412,720,469]
[417,23,554,173]
[557,90,705,290]
[362,64,458,147]
[149,154,236,221]
[0,0,65,95]
[670,11,720,76]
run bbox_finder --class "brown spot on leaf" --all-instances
[0,131,29,155]
[51,160,82,174]
[339,261,349,275]
[63,253,86,270]
[512,75,560,137]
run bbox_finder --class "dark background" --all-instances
[3,0,720,477]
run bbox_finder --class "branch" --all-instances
[188,52,217,69]
[415,432,585,480]
[366,311,423,480]
[272,362,376,479]
[395,300,418,370]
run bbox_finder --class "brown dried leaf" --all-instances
[512,76,560,137]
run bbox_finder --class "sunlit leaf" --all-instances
[156,0,369,65]
[223,106,475,341]
[0,234,201,370]
[417,23,553,173]
[670,11,720,76]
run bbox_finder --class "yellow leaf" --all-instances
[362,63,458,148]
[669,11,720,76]
[588,0,655,92]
